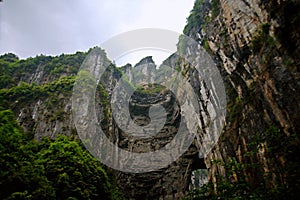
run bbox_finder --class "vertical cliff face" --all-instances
[182,0,299,196]
[0,52,87,139]
[1,50,204,199]
[100,56,204,200]
[1,0,299,198]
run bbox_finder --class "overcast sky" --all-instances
[0,0,194,65]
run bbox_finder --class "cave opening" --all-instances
[189,157,208,189]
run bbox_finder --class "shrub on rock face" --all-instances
[0,109,124,200]
[36,135,114,200]
[0,108,55,199]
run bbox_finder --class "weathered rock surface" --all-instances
[182,0,300,195]
[97,55,205,200]
[2,0,299,199]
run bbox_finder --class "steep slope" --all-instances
[73,50,205,199]
[0,52,87,138]
[181,0,300,198]
[1,50,203,199]
[1,0,299,199]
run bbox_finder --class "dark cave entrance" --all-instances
[190,157,208,189]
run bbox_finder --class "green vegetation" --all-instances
[135,83,166,95]
[183,0,220,35]
[262,0,300,58]
[0,51,86,89]
[177,35,187,55]
[0,75,76,109]
[186,158,264,199]
[0,50,127,199]
[203,38,210,51]
[251,23,276,54]
[227,96,243,123]
[0,54,19,88]
[211,0,220,19]
[0,109,125,200]
[186,125,299,200]
[250,20,298,71]
[74,70,96,93]
[96,83,112,125]
[183,0,204,35]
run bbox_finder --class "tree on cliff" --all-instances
[0,108,124,200]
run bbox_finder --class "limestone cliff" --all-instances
[1,0,299,199]
[81,52,204,199]
[181,0,300,197]
[0,52,86,138]
[1,50,203,199]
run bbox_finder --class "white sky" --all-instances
[0,0,194,66]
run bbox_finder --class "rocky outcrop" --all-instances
[92,53,205,200]
[2,0,299,198]
[181,0,300,195]
[4,49,203,199]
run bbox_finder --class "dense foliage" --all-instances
[0,109,125,200]
[183,0,220,35]
[0,50,126,199]
[0,52,86,89]
[186,125,299,199]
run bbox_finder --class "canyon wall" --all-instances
[181,0,299,196]
[1,0,299,199]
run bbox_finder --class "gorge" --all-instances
[0,0,299,199]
